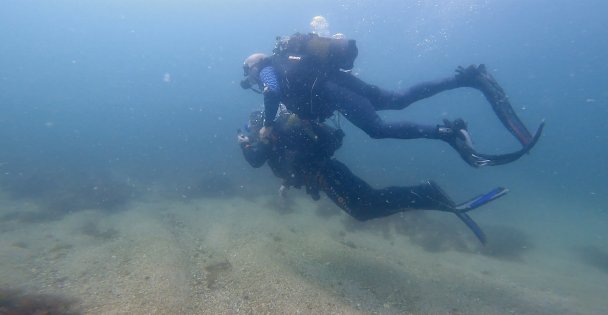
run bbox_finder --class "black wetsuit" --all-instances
[239,112,458,221]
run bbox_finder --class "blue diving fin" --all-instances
[455,212,487,245]
[452,187,509,244]
[454,187,509,212]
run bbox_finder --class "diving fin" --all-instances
[454,186,509,212]
[455,212,487,245]
[452,187,509,244]
[423,181,507,244]
[471,64,542,147]
[453,121,545,168]
[470,121,545,167]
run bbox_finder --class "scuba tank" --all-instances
[272,33,358,119]
[273,32,358,72]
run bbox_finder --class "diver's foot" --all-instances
[438,118,484,167]
[424,180,456,210]
[454,64,489,88]
[438,118,473,148]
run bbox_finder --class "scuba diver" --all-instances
[240,33,544,168]
[237,108,510,244]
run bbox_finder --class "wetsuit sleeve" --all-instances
[240,140,271,168]
[259,66,281,127]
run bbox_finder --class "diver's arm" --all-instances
[259,66,281,127]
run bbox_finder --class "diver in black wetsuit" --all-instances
[238,108,509,244]
[240,33,543,167]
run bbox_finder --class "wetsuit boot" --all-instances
[408,180,457,212]
[436,118,482,167]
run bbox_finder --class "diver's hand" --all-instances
[259,126,273,142]
[237,133,249,144]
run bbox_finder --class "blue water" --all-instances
[1,0,607,313]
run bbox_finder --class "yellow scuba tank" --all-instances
[274,33,358,71]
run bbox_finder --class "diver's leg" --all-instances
[324,82,485,166]
[319,160,457,221]
[331,62,536,147]
[323,80,439,139]
[373,78,462,110]
[321,81,488,167]
[317,159,378,221]
[331,70,461,111]
[319,160,500,244]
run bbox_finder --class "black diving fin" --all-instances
[463,63,543,147]
[467,121,545,167]
[457,63,546,151]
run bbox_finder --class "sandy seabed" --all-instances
[0,192,606,315]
